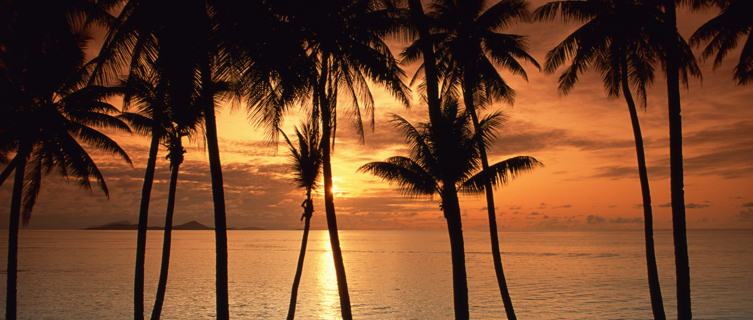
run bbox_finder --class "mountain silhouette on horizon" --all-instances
[86,220,212,230]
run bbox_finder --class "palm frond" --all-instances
[21,154,43,225]
[358,157,437,197]
[118,112,153,136]
[461,156,542,192]
[65,122,132,165]
[0,156,19,187]
[532,0,596,22]
[476,0,529,30]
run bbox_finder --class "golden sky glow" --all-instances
[1,2,752,231]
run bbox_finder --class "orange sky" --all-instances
[2,2,752,230]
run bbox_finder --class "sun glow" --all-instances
[316,233,339,318]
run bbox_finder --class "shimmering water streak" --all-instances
[0,229,751,319]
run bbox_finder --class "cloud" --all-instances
[610,217,642,224]
[0,157,308,229]
[586,214,641,225]
[587,215,606,224]
[585,121,753,180]
[591,165,668,180]
[657,202,710,209]
[737,209,753,222]
[681,121,753,147]
[683,145,753,179]
[487,120,635,157]
[686,202,711,209]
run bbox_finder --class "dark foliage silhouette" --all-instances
[403,1,540,317]
[1,2,131,318]
[360,98,540,320]
[250,2,411,318]
[656,1,701,318]
[533,0,669,317]
[118,71,203,320]
[149,129,186,320]
[92,1,234,317]
[280,123,323,320]
[691,0,753,85]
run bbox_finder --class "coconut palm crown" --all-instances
[691,0,753,84]
[360,97,540,319]
[280,122,322,320]
[533,1,672,318]
[281,123,323,193]
[360,99,539,202]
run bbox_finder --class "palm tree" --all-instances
[360,98,540,320]
[1,3,131,319]
[533,0,669,318]
[655,1,701,318]
[92,2,234,317]
[117,73,203,320]
[149,128,186,320]
[258,2,410,318]
[0,157,20,187]
[118,70,170,320]
[690,0,753,85]
[403,2,540,317]
[0,82,131,320]
[405,0,444,126]
[280,123,323,320]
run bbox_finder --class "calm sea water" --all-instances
[0,229,751,319]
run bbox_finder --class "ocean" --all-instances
[1,229,751,319]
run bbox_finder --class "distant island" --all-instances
[86,220,213,230]
[86,220,269,230]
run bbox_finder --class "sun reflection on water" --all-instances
[316,235,340,319]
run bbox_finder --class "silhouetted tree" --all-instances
[117,71,203,320]
[280,123,322,320]
[0,157,20,187]
[259,2,411,318]
[1,3,131,319]
[402,2,461,316]
[360,98,539,320]
[534,0,668,317]
[403,2,540,317]
[149,129,185,320]
[691,0,753,85]
[405,0,443,125]
[116,66,170,320]
[92,1,234,317]
[656,1,701,318]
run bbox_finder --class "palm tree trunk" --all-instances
[150,158,181,320]
[0,155,19,187]
[201,63,230,320]
[135,129,160,320]
[441,185,469,320]
[462,71,517,320]
[317,55,353,320]
[662,2,691,318]
[620,61,666,320]
[407,0,441,127]
[5,142,30,320]
[286,190,313,320]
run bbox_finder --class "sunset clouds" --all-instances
[2,2,752,231]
